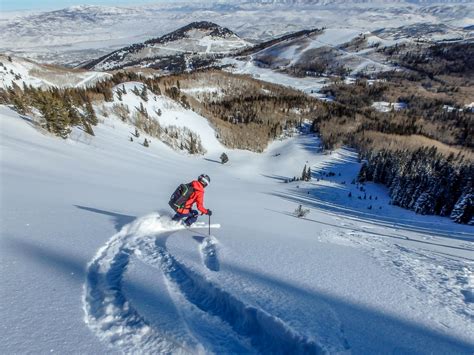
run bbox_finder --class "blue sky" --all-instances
[1,0,178,12]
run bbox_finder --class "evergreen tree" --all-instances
[294,204,310,218]
[140,86,148,102]
[358,163,369,182]
[40,96,71,138]
[414,192,434,215]
[389,176,403,206]
[301,165,307,181]
[451,192,473,224]
[136,102,148,118]
[11,91,27,115]
[132,86,140,96]
[83,119,95,136]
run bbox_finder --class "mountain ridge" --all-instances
[80,21,249,71]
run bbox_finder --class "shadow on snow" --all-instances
[75,205,136,231]
[5,205,473,353]
[265,189,474,245]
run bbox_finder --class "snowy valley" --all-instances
[1,1,474,354]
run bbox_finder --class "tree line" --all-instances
[311,55,473,224]
[358,146,472,224]
[0,71,163,138]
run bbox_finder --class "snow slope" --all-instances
[86,22,251,71]
[1,105,473,353]
[100,81,223,154]
[222,57,329,96]
[0,54,111,89]
[249,27,394,76]
[254,28,362,65]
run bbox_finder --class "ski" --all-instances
[172,222,220,230]
[188,223,221,229]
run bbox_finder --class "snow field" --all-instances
[0,54,111,89]
[222,57,328,96]
[1,104,473,353]
[101,82,223,154]
[372,101,407,112]
[83,214,195,353]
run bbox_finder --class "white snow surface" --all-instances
[101,82,223,154]
[372,101,408,112]
[1,104,474,354]
[0,54,111,89]
[222,57,329,97]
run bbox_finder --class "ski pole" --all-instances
[208,214,211,236]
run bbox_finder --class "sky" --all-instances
[0,0,182,12]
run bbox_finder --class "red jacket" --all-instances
[177,180,208,215]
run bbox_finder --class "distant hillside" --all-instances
[80,21,250,72]
[0,54,111,90]
[231,23,472,78]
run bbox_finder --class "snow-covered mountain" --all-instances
[230,21,472,78]
[243,27,390,76]
[248,0,472,4]
[0,54,111,89]
[1,1,472,66]
[76,16,472,76]
[81,21,250,72]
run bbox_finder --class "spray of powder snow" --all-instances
[82,213,205,354]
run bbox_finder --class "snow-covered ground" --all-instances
[222,57,329,96]
[1,104,473,353]
[90,25,252,71]
[0,54,111,89]
[103,82,223,154]
[252,27,394,76]
[372,101,408,112]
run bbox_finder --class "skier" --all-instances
[170,174,212,226]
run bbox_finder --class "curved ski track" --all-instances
[83,214,330,353]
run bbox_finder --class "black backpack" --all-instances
[169,183,194,212]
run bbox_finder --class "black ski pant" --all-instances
[172,209,198,226]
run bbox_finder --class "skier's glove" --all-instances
[207,210,213,216]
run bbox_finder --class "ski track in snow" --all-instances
[83,213,331,353]
[82,214,192,354]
